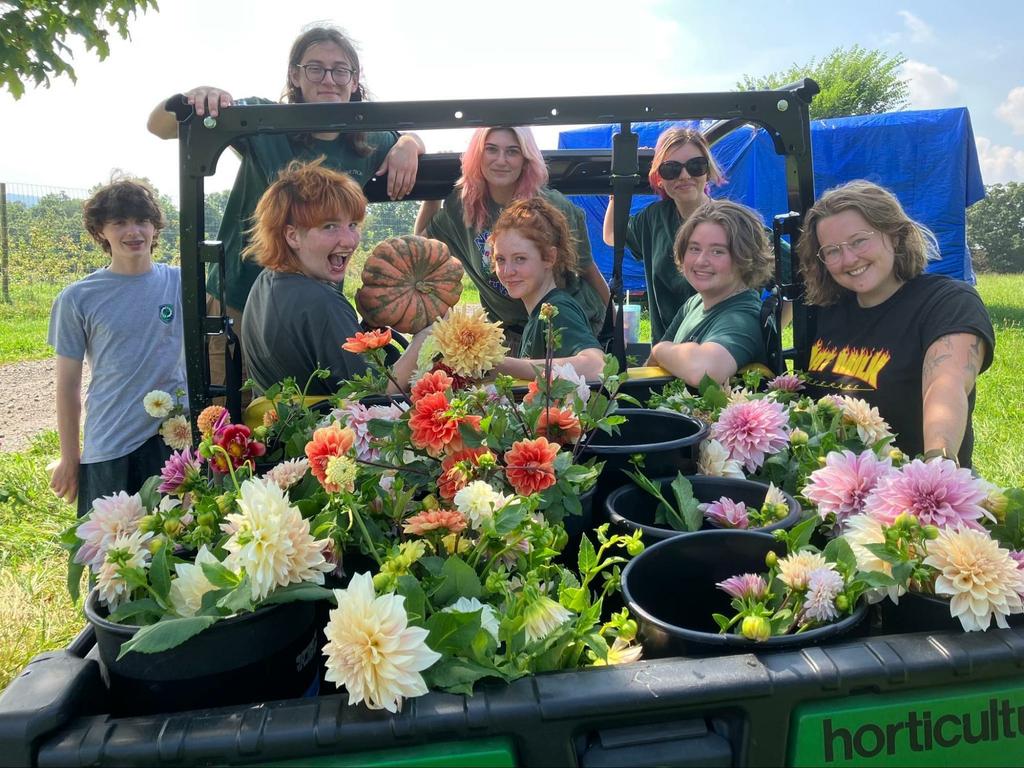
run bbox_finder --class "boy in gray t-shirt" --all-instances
[48,178,187,516]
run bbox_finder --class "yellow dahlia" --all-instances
[924,527,1024,632]
[429,304,508,379]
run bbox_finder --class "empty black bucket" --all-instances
[579,408,707,516]
[85,590,321,715]
[621,530,868,657]
[606,475,803,545]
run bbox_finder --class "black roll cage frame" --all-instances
[172,80,819,415]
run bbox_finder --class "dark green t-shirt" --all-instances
[662,289,765,371]
[209,97,398,311]
[426,187,606,334]
[625,199,695,342]
[518,288,600,359]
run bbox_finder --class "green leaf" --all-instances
[670,473,703,532]
[261,583,335,605]
[216,577,255,613]
[149,544,171,603]
[823,537,857,572]
[577,534,598,575]
[434,557,482,605]
[712,612,732,631]
[67,560,85,604]
[108,598,164,625]
[423,655,502,694]
[117,616,220,658]
[395,575,427,624]
[201,560,242,589]
[855,571,897,588]
[138,475,163,511]
[425,610,483,654]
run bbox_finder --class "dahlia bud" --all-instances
[790,428,809,446]
[626,537,645,557]
[421,494,439,511]
[817,455,827,467]
[147,537,166,554]
[197,512,215,528]
[477,452,497,470]
[216,493,233,514]
[765,551,778,569]
[138,514,161,533]
[774,504,789,520]
[983,490,1009,521]
[835,594,850,612]
[163,519,182,537]
[252,426,269,441]
[741,615,772,641]
[893,512,917,530]
[888,448,904,463]
[539,303,558,321]
[922,525,940,540]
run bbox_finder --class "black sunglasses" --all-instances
[658,157,710,180]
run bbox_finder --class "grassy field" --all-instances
[0,273,1021,692]
[0,283,62,364]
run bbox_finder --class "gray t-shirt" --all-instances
[48,263,188,463]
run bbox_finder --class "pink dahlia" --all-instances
[863,458,989,531]
[710,399,789,473]
[803,450,894,529]
[75,491,145,570]
[340,402,407,461]
[158,446,204,495]
[701,497,750,529]
[767,373,803,393]
[716,573,768,600]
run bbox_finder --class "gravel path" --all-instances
[0,359,91,453]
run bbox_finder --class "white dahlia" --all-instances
[95,530,153,609]
[697,439,745,479]
[143,389,174,418]
[168,546,221,617]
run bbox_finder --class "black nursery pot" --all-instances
[876,590,1024,636]
[579,408,708,516]
[85,590,321,716]
[605,475,803,545]
[621,530,868,658]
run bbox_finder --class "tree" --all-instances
[1,0,159,99]
[967,183,1024,273]
[737,45,909,120]
[204,190,230,240]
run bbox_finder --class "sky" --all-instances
[2,0,1023,201]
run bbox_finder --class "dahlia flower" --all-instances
[522,592,572,644]
[305,423,356,492]
[196,405,228,438]
[697,439,745,479]
[801,568,845,623]
[701,497,750,529]
[263,457,309,490]
[325,455,359,494]
[777,551,831,591]
[143,390,174,418]
[223,477,332,601]
[716,573,768,601]
[453,480,512,529]
[766,373,803,393]
[75,491,145,570]
[211,422,266,473]
[534,406,582,445]
[438,447,492,501]
[924,527,1024,632]
[591,637,644,666]
[863,459,989,531]
[160,415,192,451]
[441,596,500,640]
[803,450,894,528]
[159,446,203,494]
[410,369,454,403]
[835,395,893,446]
[523,362,591,405]
[408,391,460,456]
[339,401,406,461]
[342,328,392,353]
[842,513,905,604]
[322,572,441,712]
[429,304,508,379]
[504,437,559,496]
[95,530,153,609]
[402,508,468,536]
[710,398,789,473]
[168,546,220,617]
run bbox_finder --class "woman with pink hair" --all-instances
[602,127,724,342]
[416,126,610,347]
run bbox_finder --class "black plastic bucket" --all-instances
[876,590,1024,635]
[579,408,707,516]
[606,475,803,545]
[85,590,321,715]
[621,530,868,657]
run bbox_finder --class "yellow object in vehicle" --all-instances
[244,395,330,430]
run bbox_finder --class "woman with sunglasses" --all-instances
[147,24,425,394]
[415,126,610,348]
[798,181,994,468]
[647,199,773,386]
[603,128,724,342]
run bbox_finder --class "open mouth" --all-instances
[846,264,869,277]
[328,251,350,271]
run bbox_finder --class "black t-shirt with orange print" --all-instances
[804,273,994,467]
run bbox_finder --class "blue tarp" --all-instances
[559,108,985,292]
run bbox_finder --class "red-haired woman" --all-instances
[416,126,610,346]
[240,160,424,396]
[602,128,724,342]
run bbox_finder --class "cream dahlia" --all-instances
[429,304,508,379]
[777,551,831,591]
[160,414,192,451]
[697,439,745,479]
[835,395,893,446]
[95,530,153,609]
[263,457,310,490]
[143,389,174,418]
[168,546,221,617]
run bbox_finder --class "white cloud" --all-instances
[900,61,959,109]
[897,10,934,43]
[996,86,1024,135]
[975,136,1024,184]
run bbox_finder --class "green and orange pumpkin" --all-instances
[355,235,464,334]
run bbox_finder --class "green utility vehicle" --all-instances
[1,83,1021,768]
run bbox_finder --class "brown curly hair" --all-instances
[673,199,773,289]
[489,197,580,287]
[82,177,166,254]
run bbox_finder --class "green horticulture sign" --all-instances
[789,679,1024,766]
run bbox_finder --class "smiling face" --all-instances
[658,142,709,211]
[492,228,556,311]
[99,217,156,262]
[289,41,358,104]
[681,222,745,307]
[285,216,360,284]
[816,209,901,307]
[481,129,525,198]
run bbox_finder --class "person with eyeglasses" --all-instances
[147,24,425,401]
[414,126,610,349]
[647,200,772,386]
[798,180,994,468]
[602,128,724,342]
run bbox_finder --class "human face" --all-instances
[285,216,360,284]
[99,217,156,261]
[816,209,900,307]
[659,142,708,211]
[682,222,744,307]
[289,41,358,104]
[481,129,525,198]
[492,229,556,311]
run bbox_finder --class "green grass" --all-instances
[0,283,62,364]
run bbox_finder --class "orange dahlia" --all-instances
[411,369,454,403]
[305,423,357,492]
[438,446,492,501]
[402,508,468,536]
[534,407,582,445]
[197,405,228,438]
[444,414,482,455]
[342,328,392,353]
[504,437,560,496]
[408,391,460,455]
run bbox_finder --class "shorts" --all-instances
[76,433,171,517]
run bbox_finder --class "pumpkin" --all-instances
[356,235,464,333]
